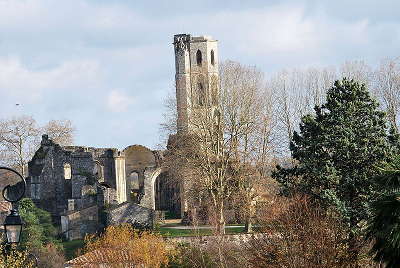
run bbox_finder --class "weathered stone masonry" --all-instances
[25,33,219,240]
[26,135,180,240]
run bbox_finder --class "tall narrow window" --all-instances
[196,50,202,66]
[127,172,140,202]
[129,172,139,190]
[68,199,75,211]
[211,50,215,65]
[64,164,71,180]
[30,176,40,199]
[93,162,104,182]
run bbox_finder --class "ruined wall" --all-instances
[27,136,73,223]
[61,205,99,241]
[140,167,161,209]
[123,145,157,205]
[63,146,119,189]
[27,135,124,224]
[106,202,154,229]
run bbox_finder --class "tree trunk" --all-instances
[245,194,255,233]
[216,201,225,235]
[245,202,253,233]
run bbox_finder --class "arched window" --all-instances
[64,164,71,180]
[196,50,202,66]
[127,171,140,202]
[198,82,205,106]
[211,50,215,65]
[129,172,139,189]
[93,162,104,181]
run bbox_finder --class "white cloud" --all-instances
[0,0,399,149]
[210,6,318,54]
[0,57,102,103]
[106,90,135,113]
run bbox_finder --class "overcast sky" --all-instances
[0,0,399,150]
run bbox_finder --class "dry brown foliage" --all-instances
[0,244,36,268]
[32,243,65,268]
[247,195,352,268]
[69,224,169,268]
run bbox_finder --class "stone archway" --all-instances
[126,171,140,202]
[123,145,158,208]
[140,167,162,210]
[154,172,181,217]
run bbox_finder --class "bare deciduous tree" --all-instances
[159,88,178,147]
[164,60,275,234]
[270,67,336,156]
[340,60,373,87]
[373,58,400,131]
[0,116,40,177]
[42,119,75,146]
[0,116,75,177]
[220,61,275,232]
[270,70,302,151]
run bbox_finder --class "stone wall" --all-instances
[106,202,155,229]
[139,167,161,209]
[61,205,99,241]
[26,135,124,225]
[123,145,164,209]
[26,134,180,237]
[27,136,69,223]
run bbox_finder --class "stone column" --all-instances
[114,153,126,203]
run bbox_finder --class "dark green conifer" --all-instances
[274,78,395,263]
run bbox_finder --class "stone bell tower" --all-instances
[173,34,219,133]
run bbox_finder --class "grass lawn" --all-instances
[156,226,246,237]
[62,239,85,260]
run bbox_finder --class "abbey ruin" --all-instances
[25,34,219,240]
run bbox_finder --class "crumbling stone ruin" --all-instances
[25,33,219,240]
[26,135,179,240]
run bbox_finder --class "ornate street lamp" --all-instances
[0,167,26,244]
[3,209,23,244]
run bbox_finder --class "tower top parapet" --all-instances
[173,34,216,42]
[191,35,215,42]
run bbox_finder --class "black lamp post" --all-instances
[3,209,23,244]
[0,167,26,245]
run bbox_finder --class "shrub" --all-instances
[71,224,169,267]
[247,195,351,268]
[167,243,216,268]
[0,244,36,268]
[32,243,66,268]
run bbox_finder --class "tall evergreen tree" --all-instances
[273,78,395,264]
[367,156,400,268]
